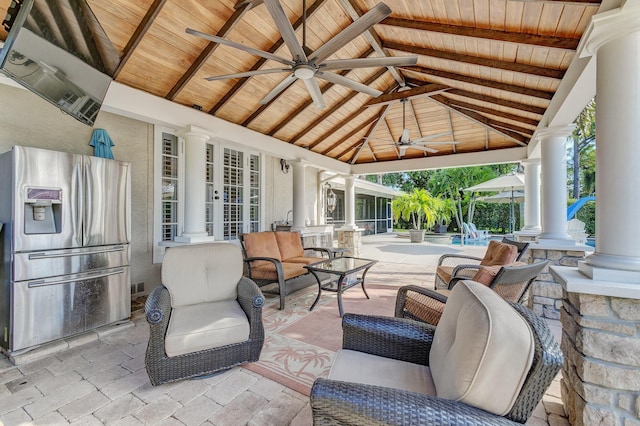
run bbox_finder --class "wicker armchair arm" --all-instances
[395,285,449,326]
[447,264,483,288]
[311,379,519,426]
[437,253,483,267]
[237,277,265,341]
[342,313,435,365]
[145,285,171,325]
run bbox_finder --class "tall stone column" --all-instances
[537,125,575,244]
[553,4,640,426]
[521,159,541,233]
[291,160,307,229]
[174,126,214,243]
[583,19,640,274]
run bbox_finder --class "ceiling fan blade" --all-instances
[316,72,382,97]
[412,145,439,153]
[205,68,290,81]
[320,56,417,71]
[311,2,392,63]
[411,131,455,143]
[186,28,294,66]
[303,78,326,109]
[400,128,411,142]
[259,74,298,105]
[415,140,461,145]
[263,0,308,61]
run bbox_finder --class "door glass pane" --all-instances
[205,144,215,236]
[249,154,260,232]
[224,148,244,240]
[161,133,179,241]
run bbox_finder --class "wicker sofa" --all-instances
[311,280,562,425]
[240,231,333,310]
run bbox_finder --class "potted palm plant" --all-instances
[433,198,455,234]
[392,189,443,243]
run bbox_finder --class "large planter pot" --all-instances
[433,224,449,234]
[408,229,425,243]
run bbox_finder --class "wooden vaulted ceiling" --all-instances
[0,0,602,165]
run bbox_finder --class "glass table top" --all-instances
[305,257,377,273]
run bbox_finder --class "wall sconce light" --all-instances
[325,182,337,214]
[280,159,290,174]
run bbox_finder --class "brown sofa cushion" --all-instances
[243,232,281,267]
[275,231,304,260]
[479,240,518,266]
[248,262,308,281]
[285,256,325,265]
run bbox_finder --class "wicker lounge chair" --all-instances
[144,243,264,386]
[311,280,562,425]
[396,260,548,326]
[435,237,529,289]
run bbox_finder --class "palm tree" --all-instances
[392,188,443,231]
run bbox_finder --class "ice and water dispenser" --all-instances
[23,187,62,234]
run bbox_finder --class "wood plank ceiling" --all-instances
[0,0,602,165]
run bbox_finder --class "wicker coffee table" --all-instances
[305,257,378,317]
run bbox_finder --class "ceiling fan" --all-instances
[367,99,460,157]
[186,1,418,109]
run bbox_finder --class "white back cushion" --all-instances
[429,280,535,416]
[162,243,242,307]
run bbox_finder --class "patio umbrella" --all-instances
[465,173,525,233]
[89,128,115,159]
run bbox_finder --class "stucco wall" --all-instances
[0,83,160,292]
[0,83,329,295]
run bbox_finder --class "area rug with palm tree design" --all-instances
[242,261,435,396]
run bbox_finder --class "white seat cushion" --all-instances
[162,243,243,307]
[328,349,436,396]
[164,300,250,357]
[429,280,535,416]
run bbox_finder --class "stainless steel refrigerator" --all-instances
[0,145,131,353]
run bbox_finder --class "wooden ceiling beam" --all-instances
[266,47,374,136]
[351,101,397,163]
[444,88,546,115]
[338,0,405,86]
[380,17,580,51]
[431,94,530,146]
[114,0,168,78]
[383,41,565,80]
[402,65,554,100]
[289,68,388,145]
[212,0,329,115]
[446,98,540,127]
[363,83,449,107]
[166,2,253,101]
[403,79,546,115]
[321,115,379,156]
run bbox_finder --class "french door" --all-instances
[217,146,262,240]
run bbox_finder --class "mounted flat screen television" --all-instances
[0,0,119,126]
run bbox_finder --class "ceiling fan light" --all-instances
[294,65,316,80]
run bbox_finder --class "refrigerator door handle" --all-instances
[72,159,83,246]
[27,245,127,260]
[26,268,126,288]
[83,160,92,246]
